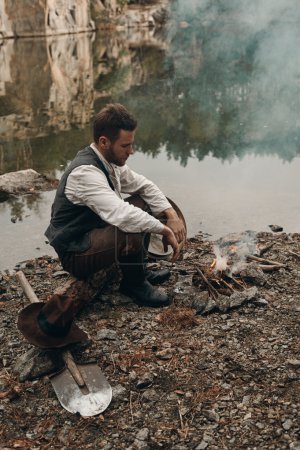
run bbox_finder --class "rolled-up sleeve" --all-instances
[65,165,164,234]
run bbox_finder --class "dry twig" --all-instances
[196,266,219,299]
[259,264,282,272]
[288,250,300,259]
[257,242,274,256]
[129,391,134,423]
[247,255,286,267]
[220,278,235,293]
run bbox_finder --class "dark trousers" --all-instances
[61,195,150,280]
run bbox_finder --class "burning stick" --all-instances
[220,278,235,293]
[230,276,245,289]
[247,255,286,267]
[196,266,219,299]
[210,259,216,270]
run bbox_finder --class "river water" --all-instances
[1,0,300,270]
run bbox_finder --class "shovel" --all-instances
[16,270,112,416]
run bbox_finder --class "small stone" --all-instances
[136,373,153,389]
[156,349,173,360]
[269,224,283,232]
[96,329,117,340]
[112,385,127,401]
[289,443,300,450]
[283,419,293,430]
[199,297,217,315]
[196,441,208,450]
[203,409,219,422]
[253,298,268,306]
[52,271,69,278]
[142,389,159,402]
[129,371,137,382]
[287,359,300,368]
[13,348,63,381]
[136,428,149,441]
[192,292,210,314]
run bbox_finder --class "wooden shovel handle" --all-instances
[16,271,40,303]
[62,351,85,387]
[16,270,86,388]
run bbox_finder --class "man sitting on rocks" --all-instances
[18,103,185,348]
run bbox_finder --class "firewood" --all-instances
[257,243,274,256]
[229,276,245,289]
[288,250,300,259]
[195,267,219,299]
[258,264,282,272]
[220,278,235,293]
[247,255,285,267]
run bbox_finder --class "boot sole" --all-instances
[119,286,170,308]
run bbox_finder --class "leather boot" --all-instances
[146,268,171,285]
[120,279,170,307]
[119,251,170,307]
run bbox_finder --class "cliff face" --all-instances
[0,34,94,143]
[0,26,167,152]
[92,0,169,30]
[0,0,94,38]
[0,0,169,38]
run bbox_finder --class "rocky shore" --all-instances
[0,231,299,449]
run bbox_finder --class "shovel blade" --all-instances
[50,363,112,416]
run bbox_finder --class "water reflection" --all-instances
[1,2,300,174]
[0,1,300,268]
[0,193,43,222]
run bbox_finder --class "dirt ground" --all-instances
[0,231,299,450]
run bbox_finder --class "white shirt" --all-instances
[64,143,171,234]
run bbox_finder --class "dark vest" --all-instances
[45,146,114,258]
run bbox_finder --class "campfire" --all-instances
[193,232,286,302]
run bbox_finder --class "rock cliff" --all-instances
[0,0,94,38]
[0,0,169,38]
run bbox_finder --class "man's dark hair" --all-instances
[93,103,137,144]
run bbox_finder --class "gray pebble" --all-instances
[96,329,117,340]
[283,419,293,431]
[196,441,208,450]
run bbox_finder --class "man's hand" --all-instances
[161,226,180,262]
[164,207,186,244]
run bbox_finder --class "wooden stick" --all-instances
[230,276,244,288]
[178,400,185,430]
[129,391,134,423]
[196,266,219,299]
[288,250,300,259]
[247,255,285,267]
[220,278,235,293]
[16,271,39,303]
[257,243,274,256]
[259,264,282,272]
[62,351,85,387]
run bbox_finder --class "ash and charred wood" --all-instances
[259,264,282,272]
[196,266,219,299]
[247,255,286,267]
[257,242,275,256]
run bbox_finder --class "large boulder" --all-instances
[0,169,57,195]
